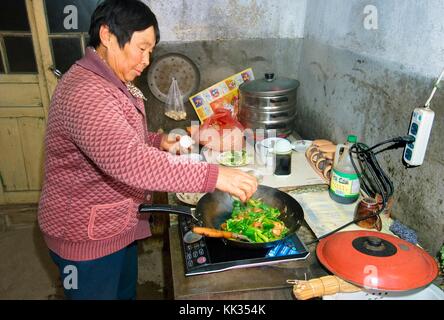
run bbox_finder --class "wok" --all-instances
[138,185,304,249]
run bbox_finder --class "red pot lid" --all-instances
[316,230,439,291]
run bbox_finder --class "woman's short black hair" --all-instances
[88,0,160,49]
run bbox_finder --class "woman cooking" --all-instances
[37,0,257,300]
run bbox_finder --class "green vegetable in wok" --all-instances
[221,198,289,243]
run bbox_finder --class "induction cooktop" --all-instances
[178,211,310,276]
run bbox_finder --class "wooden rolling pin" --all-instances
[287,275,361,300]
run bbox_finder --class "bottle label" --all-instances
[330,169,360,198]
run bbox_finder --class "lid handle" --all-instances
[363,236,386,252]
[367,236,382,247]
[265,73,275,82]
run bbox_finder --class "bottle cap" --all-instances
[347,135,357,143]
[274,139,292,154]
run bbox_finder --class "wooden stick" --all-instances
[289,275,361,300]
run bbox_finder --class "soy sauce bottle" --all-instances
[329,135,360,204]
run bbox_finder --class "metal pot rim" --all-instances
[239,76,300,96]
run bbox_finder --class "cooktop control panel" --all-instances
[179,214,211,270]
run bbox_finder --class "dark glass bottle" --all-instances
[354,197,382,231]
[274,152,292,175]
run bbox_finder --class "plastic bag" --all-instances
[193,108,245,152]
[200,108,243,132]
[165,77,187,121]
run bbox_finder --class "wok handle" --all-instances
[192,227,233,239]
[138,204,193,216]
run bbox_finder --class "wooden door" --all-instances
[0,0,54,204]
[0,0,95,204]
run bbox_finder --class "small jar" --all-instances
[273,139,292,176]
[354,197,382,231]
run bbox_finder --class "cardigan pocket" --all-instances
[88,198,132,240]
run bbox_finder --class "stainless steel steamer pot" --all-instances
[239,73,300,137]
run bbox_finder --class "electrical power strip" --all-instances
[403,107,435,166]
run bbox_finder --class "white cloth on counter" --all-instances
[288,190,394,238]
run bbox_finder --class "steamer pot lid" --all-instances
[316,230,439,291]
[239,73,300,96]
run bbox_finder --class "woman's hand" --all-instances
[160,133,179,153]
[215,166,259,202]
[160,134,193,155]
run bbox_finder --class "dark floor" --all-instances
[0,204,173,300]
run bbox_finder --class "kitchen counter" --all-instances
[167,186,329,300]
[169,225,327,300]
[164,133,339,299]
[158,132,418,300]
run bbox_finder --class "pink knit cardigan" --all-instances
[38,48,219,261]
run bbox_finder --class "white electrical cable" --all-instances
[424,68,444,108]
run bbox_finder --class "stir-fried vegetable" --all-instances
[221,198,289,243]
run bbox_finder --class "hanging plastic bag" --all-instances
[200,108,244,133]
[164,77,187,121]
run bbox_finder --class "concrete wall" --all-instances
[297,0,444,254]
[136,38,303,132]
[137,0,307,132]
[143,0,307,41]
[136,0,444,254]
[303,0,444,76]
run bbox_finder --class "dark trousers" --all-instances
[49,241,138,300]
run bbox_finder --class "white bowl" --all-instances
[292,140,313,152]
